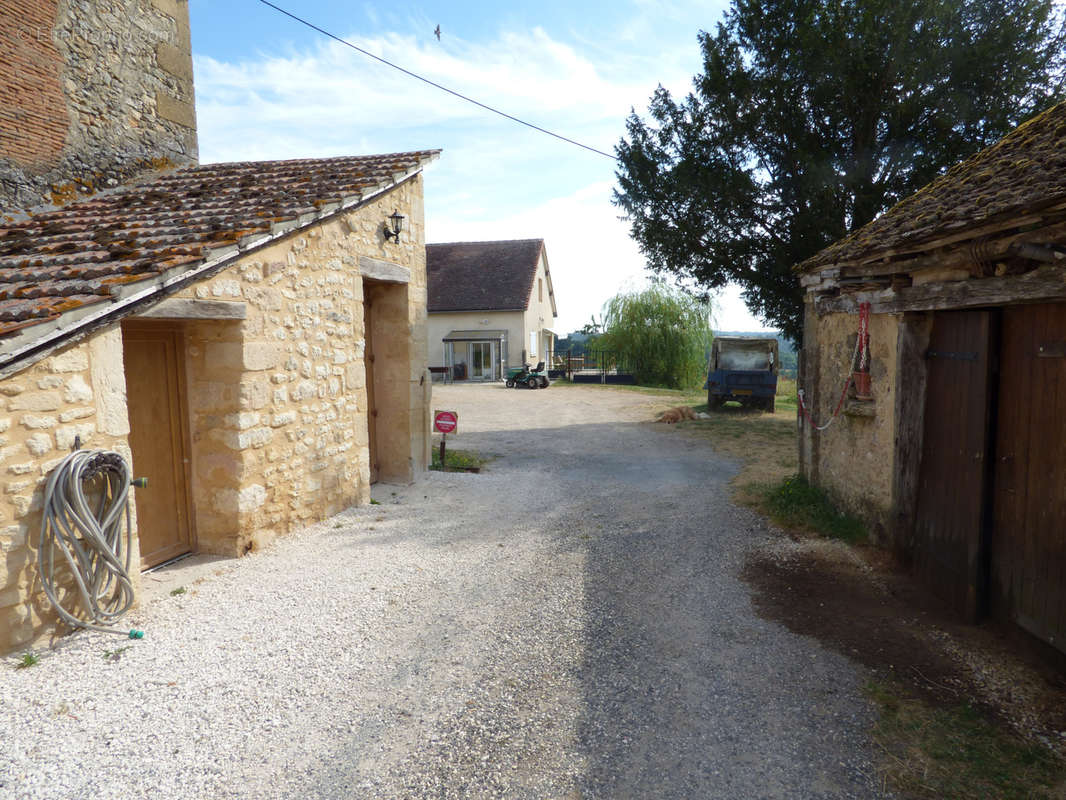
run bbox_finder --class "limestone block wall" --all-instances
[0,0,197,212]
[169,177,429,556]
[0,329,139,651]
[800,309,900,539]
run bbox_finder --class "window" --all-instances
[529,331,537,358]
[538,278,543,303]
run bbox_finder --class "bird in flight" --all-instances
[434,24,441,40]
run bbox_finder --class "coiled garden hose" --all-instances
[39,449,144,639]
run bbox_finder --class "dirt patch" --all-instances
[743,537,1066,750]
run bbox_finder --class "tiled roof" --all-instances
[800,101,1066,272]
[427,239,544,312]
[0,151,439,353]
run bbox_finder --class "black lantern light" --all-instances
[383,210,406,242]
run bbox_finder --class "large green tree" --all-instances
[599,283,713,389]
[614,0,1066,343]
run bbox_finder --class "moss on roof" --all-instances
[799,101,1066,273]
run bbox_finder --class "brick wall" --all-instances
[0,0,197,213]
[0,1,69,168]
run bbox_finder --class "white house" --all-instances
[426,239,558,381]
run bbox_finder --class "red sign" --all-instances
[433,410,458,435]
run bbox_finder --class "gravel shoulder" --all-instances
[2,383,887,799]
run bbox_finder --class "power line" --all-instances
[255,0,617,161]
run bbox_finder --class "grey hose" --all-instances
[39,449,139,637]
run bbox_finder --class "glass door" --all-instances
[471,341,492,379]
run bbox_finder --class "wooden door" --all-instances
[913,310,994,621]
[364,298,379,484]
[122,322,194,569]
[992,303,1066,649]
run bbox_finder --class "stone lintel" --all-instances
[137,298,247,320]
[359,256,410,284]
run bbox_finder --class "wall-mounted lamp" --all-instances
[383,210,406,243]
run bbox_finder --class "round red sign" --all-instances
[434,410,457,434]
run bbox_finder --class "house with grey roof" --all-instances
[0,0,438,654]
[797,100,1066,653]
[426,239,558,381]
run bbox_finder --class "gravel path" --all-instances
[1,383,887,799]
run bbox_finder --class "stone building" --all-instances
[0,0,197,212]
[0,151,439,652]
[0,1,440,653]
[426,239,558,381]
[797,101,1066,652]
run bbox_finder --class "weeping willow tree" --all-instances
[599,283,713,389]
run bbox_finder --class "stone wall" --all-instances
[800,309,900,540]
[153,176,429,556]
[0,0,196,212]
[0,329,139,651]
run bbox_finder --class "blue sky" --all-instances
[187,0,769,333]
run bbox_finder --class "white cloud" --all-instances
[194,25,651,165]
[427,180,647,334]
[427,180,771,334]
[192,4,767,335]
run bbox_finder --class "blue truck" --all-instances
[705,336,779,412]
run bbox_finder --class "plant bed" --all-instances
[430,448,486,473]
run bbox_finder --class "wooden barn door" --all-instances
[913,310,994,621]
[122,322,194,569]
[991,303,1066,650]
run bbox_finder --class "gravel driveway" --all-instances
[2,383,886,799]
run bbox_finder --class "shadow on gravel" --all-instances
[303,418,884,798]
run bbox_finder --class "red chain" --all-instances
[798,302,869,430]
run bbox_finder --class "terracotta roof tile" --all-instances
[0,151,439,340]
[427,239,544,312]
[800,101,1066,272]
